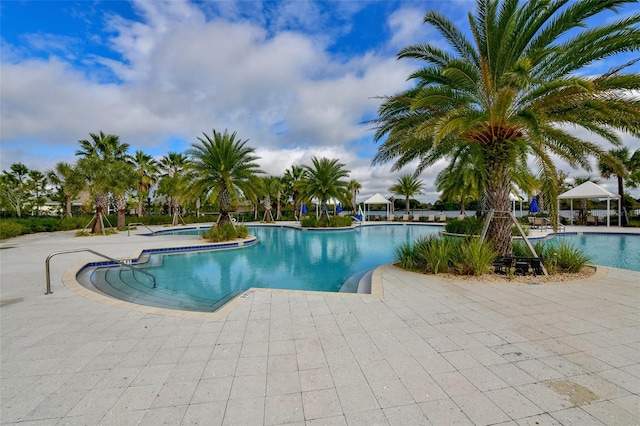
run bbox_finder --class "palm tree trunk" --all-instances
[485,150,513,256]
[116,193,127,229]
[65,195,72,218]
[405,195,410,214]
[91,192,108,234]
[276,192,282,220]
[218,185,231,225]
[137,197,144,217]
[617,175,627,226]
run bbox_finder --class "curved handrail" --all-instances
[45,248,157,294]
[127,222,156,236]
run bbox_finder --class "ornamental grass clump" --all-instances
[203,223,248,242]
[452,238,497,276]
[543,241,592,274]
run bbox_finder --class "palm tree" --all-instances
[389,174,424,215]
[298,157,350,220]
[76,131,131,233]
[157,152,190,225]
[187,129,263,226]
[129,150,159,217]
[598,147,640,225]
[283,165,306,218]
[47,162,84,218]
[261,176,281,222]
[0,163,30,217]
[371,0,640,256]
[347,179,362,212]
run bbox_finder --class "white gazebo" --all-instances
[362,193,392,222]
[557,181,620,227]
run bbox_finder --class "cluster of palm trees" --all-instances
[371,0,640,256]
[3,129,370,233]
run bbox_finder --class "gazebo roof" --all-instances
[558,181,618,199]
[363,193,391,204]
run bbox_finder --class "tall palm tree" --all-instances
[283,165,306,218]
[0,163,30,217]
[347,179,362,212]
[389,174,424,215]
[298,157,350,220]
[261,176,281,222]
[187,129,263,226]
[598,147,640,225]
[76,131,131,233]
[47,162,84,218]
[158,152,190,225]
[129,150,159,217]
[371,0,640,256]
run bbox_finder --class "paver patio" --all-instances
[1,225,638,425]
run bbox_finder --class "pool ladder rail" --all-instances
[127,222,156,236]
[45,248,157,295]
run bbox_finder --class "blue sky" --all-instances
[2,0,639,201]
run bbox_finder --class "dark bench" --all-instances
[493,256,544,276]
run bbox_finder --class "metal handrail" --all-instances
[45,248,157,294]
[127,222,156,236]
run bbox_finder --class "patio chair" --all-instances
[427,214,435,222]
[493,256,513,274]
[413,214,420,222]
[530,258,544,276]
[457,213,465,221]
[586,215,598,226]
[514,259,530,276]
[402,214,410,222]
[438,213,447,222]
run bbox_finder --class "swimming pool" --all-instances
[79,226,640,313]
[82,224,441,312]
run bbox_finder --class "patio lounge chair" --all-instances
[402,214,410,222]
[438,213,447,222]
[427,214,435,222]
[413,214,420,222]
[586,215,598,226]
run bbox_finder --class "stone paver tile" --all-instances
[515,413,561,425]
[485,388,544,420]
[179,345,214,363]
[610,394,640,417]
[240,341,269,358]
[265,393,304,425]
[268,354,298,374]
[581,399,640,425]
[302,388,342,420]
[139,405,188,426]
[538,355,585,377]
[211,343,242,359]
[460,366,509,392]
[181,401,225,425]
[416,353,456,375]
[305,415,347,425]
[299,367,333,392]
[111,384,163,411]
[222,396,265,425]
[549,407,606,425]
[191,376,233,403]
[269,340,296,356]
[383,403,431,426]
[148,347,185,365]
[513,359,563,381]
[235,356,268,376]
[597,367,640,394]
[203,358,238,379]
[266,371,301,396]
[569,373,630,400]
[419,398,473,425]
[369,378,414,408]
[432,371,478,397]
[131,364,174,386]
[94,367,142,389]
[165,361,206,383]
[21,390,86,422]
[297,349,328,371]
[229,374,267,399]
[515,383,573,412]
[66,387,125,417]
[442,350,483,371]
[55,414,105,425]
[323,347,357,367]
[401,373,448,403]
[99,408,147,426]
[152,381,198,408]
[344,408,389,425]
[488,363,537,386]
[453,391,509,425]
[335,384,379,414]
[328,363,367,388]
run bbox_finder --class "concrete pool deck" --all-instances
[1,223,639,425]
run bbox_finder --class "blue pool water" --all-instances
[84,227,640,312]
[88,225,441,311]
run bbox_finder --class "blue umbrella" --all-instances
[337,202,342,213]
[301,203,307,214]
[529,198,539,213]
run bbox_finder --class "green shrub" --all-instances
[0,220,27,240]
[203,224,248,242]
[452,238,497,276]
[301,215,353,228]
[395,241,420,271]
[444,217,483,235]
[422,236,456,274]
[543,241,592,273]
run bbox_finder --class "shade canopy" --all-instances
[363,193,392,204]
[558,181,618,199]
[557,181,620,227]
